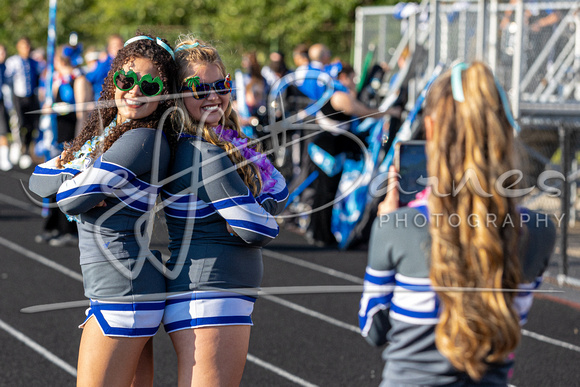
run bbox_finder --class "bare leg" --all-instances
[76,317,151,387]
[130,338,154,387]
[169,325,251,387]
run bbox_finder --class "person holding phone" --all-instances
[360,62,556,386]
[29,33,177,386]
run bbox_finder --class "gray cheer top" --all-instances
[359,205,556,386]
[161,135,288,291]
[30,127,170,266]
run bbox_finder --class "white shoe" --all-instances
[9,143,21,165]
[0,146,12,171]
[19,154,32,169]
[0,158,12,171]
[48,233,79,247]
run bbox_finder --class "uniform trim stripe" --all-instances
[33,165,78,176]
[164,316,253,332]
[257,186,289,203]
[165,294,256,305]
[229,219,278,238]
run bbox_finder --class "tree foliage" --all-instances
[0,0,399,70]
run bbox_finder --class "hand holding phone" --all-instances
[394,140,427,206]
[377,165,400,216]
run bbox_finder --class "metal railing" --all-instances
[354,0,580,282]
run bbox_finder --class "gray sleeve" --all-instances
[256,168,289,216]
[362,208,430,347]
[193,143,279,246]
[520,210,556,282]
[29,156,77,198]
[57,128,169,215]
[362,217,397,346]
[364,311,392,347]
[102,127,170,178]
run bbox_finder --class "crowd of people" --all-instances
[0,35,126,172]
[0,34,126,246]
[229,42,399,248]
[0,28,555,386]
[0,33,391,249]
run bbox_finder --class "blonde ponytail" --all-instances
[425,62,522,380]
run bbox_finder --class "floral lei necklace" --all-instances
[213,125,277,194]
[64,118,127,171]
[62,118,127,223]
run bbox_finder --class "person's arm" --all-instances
[514,209,557,325]
[57,128,169,215]
[196,144,280,246]
[29,155,79,197]
[530,11,560,32]
[329,91,381,119]
[73,75,93,136]
[3,57,14,86]
[256,167,289,216]
[359,174,404,346]
[359,217,396,347]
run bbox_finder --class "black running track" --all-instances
[1,168,579,387]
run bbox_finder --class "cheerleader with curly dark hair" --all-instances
[30,33,177,386]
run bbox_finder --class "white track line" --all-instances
[263,295,360,334]
[264,249,580,354]
[0,235,83,282]
[246,354,319,387]
[3,191,579,359]
[0,318,77,378]
[262,249,364,284]
[2,233,318,385]
[0,192,42,215]
[521,329,580,353]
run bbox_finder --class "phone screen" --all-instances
[395,141,427,206]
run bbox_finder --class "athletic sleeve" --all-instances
[359,216,396,346]
[29,156,78,197]
[514,209,556,325]
[56,128,169,215]
[195,144,279,246]
[256,167,289,216]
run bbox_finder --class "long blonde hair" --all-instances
[425,62,521,380]
[174,35,263,196]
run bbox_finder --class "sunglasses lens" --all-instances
[115,73,134,91]
[193,84,210,100]
[214,80,231,95]
[140,80,161,96]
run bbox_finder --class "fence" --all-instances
[354,0,580,283]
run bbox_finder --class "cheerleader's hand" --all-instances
[94,200,107,208]
[377,166,399,215]
[226,223,238,237]
[55,151,67,169]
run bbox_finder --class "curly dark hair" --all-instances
[60,33,178,165]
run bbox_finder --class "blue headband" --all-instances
[124,36,175,60]
[450,62,520,132]
[175,42,206,53]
